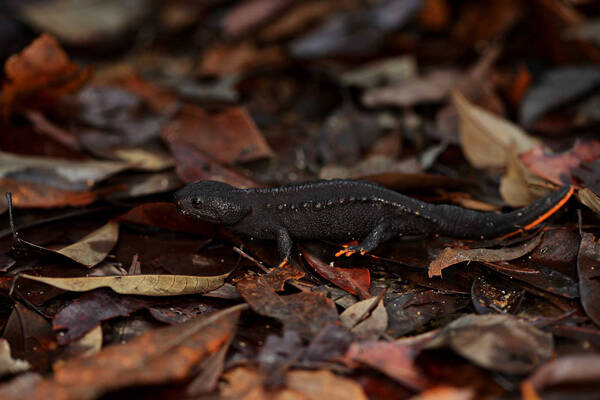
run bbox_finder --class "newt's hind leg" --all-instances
[336,219,396,257]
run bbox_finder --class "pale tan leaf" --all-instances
[22,273,230,296]
[57,221,119,268]
[0,339,30,377]
[499,155,539,207]
[578,188,600,216]
[453,91,539,168]
[286,369,368,400]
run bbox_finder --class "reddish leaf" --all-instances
[2,179,98,208]
[165,139,261,187]
[344,341,430,391]
[117,202,214,235]
[222,0,295,38]
[302,246,370,298]
[161,105,272,165]
[519,140,600,187]
[1,34,90,117]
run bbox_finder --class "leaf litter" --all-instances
[0,3,600,399]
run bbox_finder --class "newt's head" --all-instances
[174,181,250,225]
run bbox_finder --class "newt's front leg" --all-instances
[275,228,293,267]
[336,219,396,257]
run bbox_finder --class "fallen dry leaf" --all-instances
[237,264,338,340]
[340,296,387,341]
[424,314,553,374]
[0,304,243,400]
[0,339,30,377]
[22,272,230,296]
[519,140,600,187]
[454,90,539,168]
[1,178,99,208]
[344,341,430,391]
[1,33,90,117]
[363,69,461,107]
[162,105,272,164]
[578,187,600,215]
[221,366,368,400]
[429,234,542,277]
[302,246,370,298]
[0,150,130,191]
[57,221,119,268]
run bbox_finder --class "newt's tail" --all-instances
[434,185,574,240]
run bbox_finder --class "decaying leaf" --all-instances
[22,272,230,296]
[453,91,539,168]
[0,151,130,191]
[302,246,370,298]
[1,33,90,117]
[237,264,338,340]
[0,178,99,208]
[0,304,243,400]
[340,296,387,340]
[424,314,553,374]
[344,341,430,391]
[429,234,542,277]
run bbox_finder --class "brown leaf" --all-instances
[222,0,295,38]
[578,187,600,215]
[340,296,387,340]
[52,289,146,345]
[363,69,461,107]
[453,91,539,168]
[237,264,338,340]
[0,304,243,400]
[577,233,600,327]
[162,105,272,164]
[424,314,553,374]
[344,341,430,391]
[1,33,91,117]
[200,41,286,76]
[429,234,542,277]
[22,272,230,296]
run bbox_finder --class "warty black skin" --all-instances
[174,179,572,264]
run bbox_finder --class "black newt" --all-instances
[174,179,574,266]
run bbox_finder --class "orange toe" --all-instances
[278,259,289,268]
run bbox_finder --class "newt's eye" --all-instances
[192,198,203,208]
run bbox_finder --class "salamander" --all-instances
[174,179,574,266]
